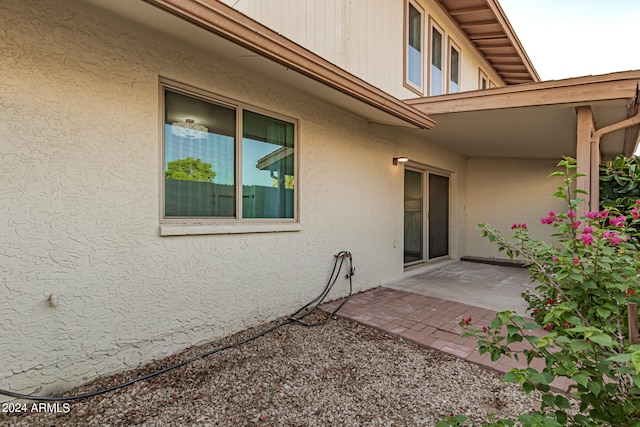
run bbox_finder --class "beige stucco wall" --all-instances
[1,0,467,397]
[465,159,569,259]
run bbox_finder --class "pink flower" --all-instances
[582,226,593,234]
[552,256,559,262]
[573,257,580,265]
[585,211,599,219]
[567,210,576,219]
[603,231,612,238]
[632,208,639,220]
[608,232,623,246]
[600,210,608,218]
[636,200,640,205]
[572,220,582,229]
[511,223,518,229]
[545,324,553,331]
[482,326,488,333]
[548,210,555,216]
[609,216,627,227]
[540,216,554,225]
[579,233,593,245]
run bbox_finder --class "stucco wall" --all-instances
[0,0,467,397]
[465,159,569,259]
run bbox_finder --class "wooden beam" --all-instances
[576,106,594,216]
[405,75,640,115]
[629,303,639,345]
[468,32,506,40]
[460,20,498,29]
[447,6,490,16]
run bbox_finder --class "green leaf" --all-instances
[506,325,520,336]
[507,334,523,344]
[490,317,503,330]
[596,307,611,318]
[522,381,535,394]
[608,353,631,363]
[573,373,589,387]
[555,395,571,409]
[541,394,555,408]
[587,381,602,396]
[632,351,640,374]
[589,333,614,347]
[503,371,518,383]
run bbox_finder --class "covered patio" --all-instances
[321,261,571,391]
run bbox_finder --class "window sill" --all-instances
[159,222,302,236]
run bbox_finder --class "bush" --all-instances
[439,158,640,426]
[600,154,640,213]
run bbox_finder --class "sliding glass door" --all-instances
[403,168,450,265]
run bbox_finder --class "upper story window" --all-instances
[479,70,489,90]
[448,40,460,94]
[162,80,297,222]
[429,20,444,96]
[405,1,423,93]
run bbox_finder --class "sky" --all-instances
[499,0,640,81]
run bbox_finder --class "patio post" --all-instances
[576,106,595,216]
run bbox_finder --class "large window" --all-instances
[429,22,444,96]
[448,40,460,94]
[405,1,423,92]
[162,82,296,221]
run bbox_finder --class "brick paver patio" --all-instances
[321,286,571,392]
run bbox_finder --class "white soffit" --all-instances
[406,73,640,159]
[422,99,632,159]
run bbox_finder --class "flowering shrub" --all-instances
[438,158,640,427]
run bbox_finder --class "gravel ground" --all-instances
[4,311,545,427]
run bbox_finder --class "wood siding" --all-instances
[221,0,505,99]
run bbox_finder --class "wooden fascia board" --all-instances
[405,77,640,115]
[140,0,436,130]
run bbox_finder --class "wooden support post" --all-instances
[575,106,595,216]
[629,302,639,345]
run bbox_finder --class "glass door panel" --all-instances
[428,173,449,259]
[404,169,423,264]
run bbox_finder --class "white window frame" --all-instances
[479,69,489,90]
[159,78,300,236]
[447,38,461,94]
[428,18,445,97]
[404,0,424,94]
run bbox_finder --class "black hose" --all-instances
[0,251,354,402]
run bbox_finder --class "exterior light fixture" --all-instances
[172,118,208,139]
[393,157,409,165]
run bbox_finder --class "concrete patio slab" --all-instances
[388,261,537,316]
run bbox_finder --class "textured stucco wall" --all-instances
[0,0,467,397]
[465,159,568,259]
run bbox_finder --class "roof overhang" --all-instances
[74,0,435,130]
[437,0,539,85]
[405,71,640,160]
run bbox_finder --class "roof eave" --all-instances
[141,0,436,130]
